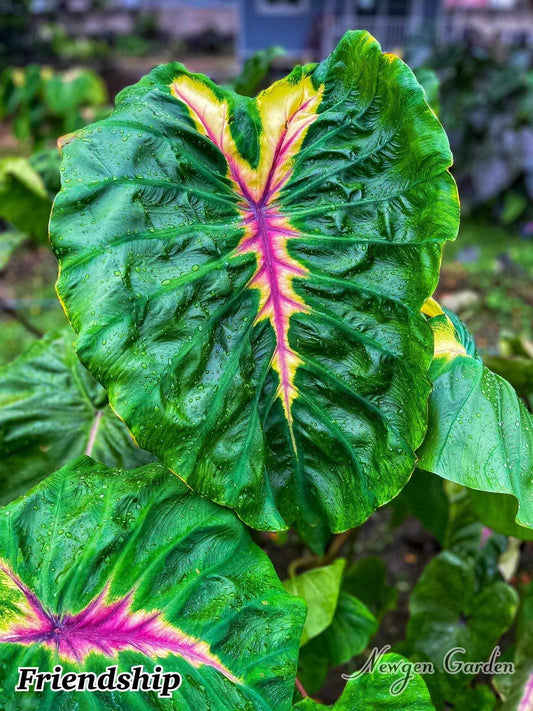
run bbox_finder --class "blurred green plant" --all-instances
[0,64,108,148]
[411,39,532,226]
[229,46,286,97]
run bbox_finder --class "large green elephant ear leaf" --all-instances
[50,30,458,550]
[418,298,533,533]
[0,457,306,711]
[0,330,154,504]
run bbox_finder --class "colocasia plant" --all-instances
[0,31,531,711]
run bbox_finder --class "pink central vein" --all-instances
[0,564,238,681]
[172,84,313,431]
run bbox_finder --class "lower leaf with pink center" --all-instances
[0,456,305,711]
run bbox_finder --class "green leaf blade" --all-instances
[419,303,533,532]
[0,457,306,710]
[51,31,459,548]
[0,331,154,504]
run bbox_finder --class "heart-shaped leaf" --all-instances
[51,30,458,549]
[0,330,154,505]
[294,653,435,710]
[418,299,533,533]
[405,550,518,699]
[0,457,306,710]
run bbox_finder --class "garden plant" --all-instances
[0,30,532,711]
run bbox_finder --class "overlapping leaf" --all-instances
[405,550,518,708]
[294,653,435,710]
[0,156,51,242]
[297,582,378,695]
[0,457,306,710]
[51,30,458,549]
[284,560,345,645]
[468,489,533,541]
[0,330,153,504]
[418,299,533,532]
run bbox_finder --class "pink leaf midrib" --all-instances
[172,81,317,443]
[0,565,239,682]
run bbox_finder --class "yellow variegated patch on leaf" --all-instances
[51,31,459,551]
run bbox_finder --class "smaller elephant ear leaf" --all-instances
[405,549,518,704]
[0,330,154,505]
[51,30,458,551]
[294,653,435,710]
[418,299,533,532]
[0,457,306,711]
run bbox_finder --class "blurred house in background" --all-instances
[240,0,532,60]
[442,0,533,44]
[28,0,533,64]
[240,0,440,59]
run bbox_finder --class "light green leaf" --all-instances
[0,229,27,270]
[51,30,459,551]
[298,590,377,694]
[0,457,306,710]
[0,330,154,505]
[294,653,435,710]
[284,559,345,645]
[418,301,533,533]
[0,156,52,242]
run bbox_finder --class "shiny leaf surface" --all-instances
[51,31,458,548]
[294,653,435,710]
[0,457,306,710]
[418,300,533,532]
[0,330,153,505]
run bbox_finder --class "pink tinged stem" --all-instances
[85,410,103,456]
[0,565,239,683]
[295,677,309,698]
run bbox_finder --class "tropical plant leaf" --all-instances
[493,583,533,711]
[0,229,27,270]
[0,330,154,505]
[0,457,306,710]
[51,30,458,550]
[440,685,497,711]
[0,156,52,242]
[468,489,533,541]
[229,46,286,97]
[405,550,518,700]
[318,590,377,667]
[298,590,377,694]
[418,299,533,532]
[341,557,398,620]
[284,559,345,645]
[390,468,449,543]
[443,482,485,557]
[294,653,435,710]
